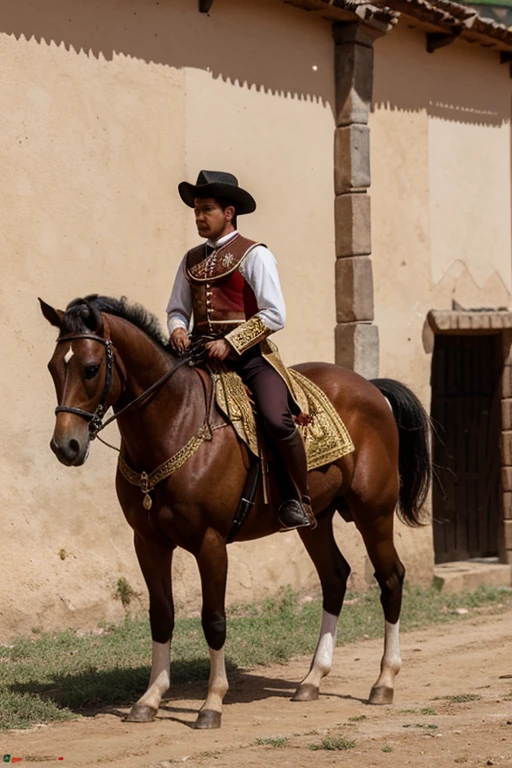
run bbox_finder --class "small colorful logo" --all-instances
[2,757,63,763]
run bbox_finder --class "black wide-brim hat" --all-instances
[178,170,256,215]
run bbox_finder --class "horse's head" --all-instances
[39,296,123,466]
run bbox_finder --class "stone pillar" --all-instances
[333,21,386,380]
[501,330,512,564]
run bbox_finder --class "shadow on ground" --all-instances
[9,661,367,723]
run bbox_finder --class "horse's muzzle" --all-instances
[50,435,89,466]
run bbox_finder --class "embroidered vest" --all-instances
[186,234,263,336]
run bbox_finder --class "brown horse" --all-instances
[40,294,431,729]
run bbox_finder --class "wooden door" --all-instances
[431,334,503,563]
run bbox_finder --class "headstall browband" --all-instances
[54,333,114,437]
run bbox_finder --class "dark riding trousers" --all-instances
[232,346,296,441]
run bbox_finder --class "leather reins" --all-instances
[54,332,194,440]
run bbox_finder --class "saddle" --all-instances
[211,366,354,471]
[118,337,355,539]
[186,336,354,540]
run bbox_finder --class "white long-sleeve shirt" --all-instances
[166,230,286,336]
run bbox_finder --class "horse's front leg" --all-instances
[126,533,174,723]
[194,528,229,730]
[292,507,350,701]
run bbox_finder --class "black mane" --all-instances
[61,294,172,352]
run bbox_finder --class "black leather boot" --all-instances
[274,429,317,531]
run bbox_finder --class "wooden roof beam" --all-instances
[500,51,512,77]
[426,29,462,52]
[284,0,360,22]
[199,0,214,12]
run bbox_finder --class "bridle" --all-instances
[55,333,115,438]
[54,331,213,440]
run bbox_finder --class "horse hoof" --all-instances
[369,685,394,705]
[125,704,157,722]
[291,683,319,702]
[194,709,221,729]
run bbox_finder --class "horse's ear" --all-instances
[83,301,104,336]
[38,298,64,328]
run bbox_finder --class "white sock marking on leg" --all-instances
[383,619,401,672]
[373,620,402,692]
[298,610,339,692]
[202,645,228,713]
[136,640,170,710]
[313,610,338,673]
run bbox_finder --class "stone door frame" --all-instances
[333,20,388,380]
[428,309,512,565]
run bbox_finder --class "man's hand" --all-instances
[170,328,191,354]
[206,339,233,361]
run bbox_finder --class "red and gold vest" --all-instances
[186,234,263,337]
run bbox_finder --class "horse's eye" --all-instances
[84,364,100,380]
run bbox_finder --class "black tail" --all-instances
[370,378,432,527]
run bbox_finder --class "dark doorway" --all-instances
[431,333,503,564]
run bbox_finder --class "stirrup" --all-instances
[278,499,317,532]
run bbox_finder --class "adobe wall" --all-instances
[371,21,511,402]
[0,0,344,640]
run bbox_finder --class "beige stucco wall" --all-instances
[371,21,511,571]
[4,0,497,641]
[0,0,343,641]
[372,21,511,399]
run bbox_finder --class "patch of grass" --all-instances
[441,693,482,703]
[113,577,139,608]
[348,714,367,721]
[253,736,289,747]
[229,584,512,661]
[420,706,437,715]
[399,585,512,632]
[0,690,74,731]
[0,584,510,731]
[309,735,355,751]
[195,750,222,759]
[382,745,393,752]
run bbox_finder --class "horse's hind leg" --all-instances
[368,539,404,705]
[349,496,405,705]
[194,528,229,730]
[292,506,350,702]
[126,534,174,722]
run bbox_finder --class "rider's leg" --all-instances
[235,348,315,530]
[274,428,317,530]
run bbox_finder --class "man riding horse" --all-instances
[41,175,431,721]
[166,170,315,531]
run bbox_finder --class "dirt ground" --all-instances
[3,609,512,768]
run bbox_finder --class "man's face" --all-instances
[194,197,234,240]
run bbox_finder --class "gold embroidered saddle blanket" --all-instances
[212,367,354,470]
